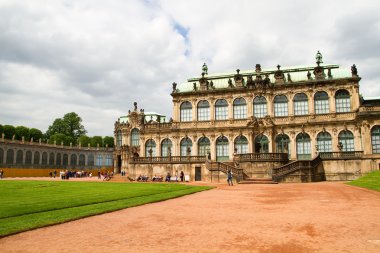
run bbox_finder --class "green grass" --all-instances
[346,170,380,191]
[0,180,212,237]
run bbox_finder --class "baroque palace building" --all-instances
[114,52,380,183]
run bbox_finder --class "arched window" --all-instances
[180,101,192,122]
[49,152,54,165]
[215,99,228,120]
[95,155,103,166]
[34,151,40,165]
[88,154,94,166]
[338,130,354,152]
[216,136,229,161]
[161,138,173,157]
[371,126,380,154]
[275,134,290,155]
[233,98,247,119]
[198,137,210,156]
[317,132,332,152]
[296,133,311,160]
[117,130,122,147]
[293,93,309,115]
[314,91,329,114]
[274,95,288,117]
[16,150,23,164]
[71,154,77,166]
[79,154,85,166]
[253,96,267,118]
[197,100,210,121]
[63,154,68,166]
[234,135,248,154]
[25,151,32,165]
[180,137,192,156]
[145,139,156,157]
[335,90,351,113]
[6,149,14,164]
[0,148,3,164]
[255,135,269,153]
[42,152,48,165]
[56,153,62,166]
[131,128,140,146]
[106,154,113,166]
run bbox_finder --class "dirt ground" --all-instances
[1,180,380,253]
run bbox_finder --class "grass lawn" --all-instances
[346,170,380,191]
[0,180,212,237]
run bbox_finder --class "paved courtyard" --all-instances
[1,181,380,253]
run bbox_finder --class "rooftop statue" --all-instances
[316,50,323,66]
[202,63,208,75]
[351,64,358,77]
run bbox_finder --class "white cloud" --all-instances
[0,0,379,135]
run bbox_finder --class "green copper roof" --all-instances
[119,112,167,124]
[176,64,352,93]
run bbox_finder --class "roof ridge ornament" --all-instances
[202,63,208,75]
[316,50,323,66]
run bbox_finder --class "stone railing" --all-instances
[130,155,206,164]
[235,152,288,162]
[319,151,363,160]
[143,122,173,129]
[205,160,245,181]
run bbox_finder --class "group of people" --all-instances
[165,171,186,182]
[97,170,113,181]
[58,170,93,180]
[137,174,149,182]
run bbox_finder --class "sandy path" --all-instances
[1,182,380,253]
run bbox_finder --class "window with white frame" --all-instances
[274,95,288,117]
[145,139,156,157]
[371,126,380,154]
[296,133,311,160]
[314,91,329,114]
[197,100,210,121]
[198,137,210,156]
[233,98,247,119]
[180,137,192,156]
[338,130,354,151]
[216,136,229,161]
[317,132,332,152]
[161,138,172,157]
[253,96,267,118]
[215,99,228,120]
[293,93,309,115]
[131,128,140,146]
[234,135,248,154]
[180,101,192,122]
[335,90,351,113]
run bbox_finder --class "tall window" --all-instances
[198,137,210,156]
[106,155,113,166]
[161,138,172,157]
[6,149,14,164]
[314,91,329,114]
[180,101,192,122]
[371,126,380,154]
[215,99,228,120]
[131,128,140,146]
[16,150,23,164]
[56,153,61,166]
[234,135,248,154]
[49,152,54,165]
[63,154,68,166]
[317,132,332,152]
[197,100,210,121]
[338,130,354,151]
[233,98,247,119]
[274,95,288,117]
[145,139,156,157]
[255,135,269,153]
[296,133,311,160]
[96,155,103,166]
[180,137,192,156]
[0,148,3,164]
[42,152,48,165]
[216,136,229,161]
[71,154,77,166]
[293,93,309,115]
[117,130,122,147]
[275,134,290,155]
[335,90,351,113]
[25,151,32,165]
[88,154,94,166]
[253,96,267,118]
[34,151,40,165]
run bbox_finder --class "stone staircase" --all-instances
[238,178,278,184]
[109,174,133,182]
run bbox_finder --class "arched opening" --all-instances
[0,148,3,164]
[293,93,309,115]
[198,137,210,157]
[49,152,54,165]
[42,152,48,165]
[317,132,332,152]
[34,151,40,165]
[215,99,228,120]
[296,133,311,160]
[161,138,173,157]
[145,139,156,157]
[255,135,269,153]
[56,153,62,166]
[216,136,229,161]
[25,151,32,165]
[180,137,192,156]
[335,89,351,113]
[314,91,329,114]
[234,135,248,154]
[96,154,103,166]
[275,134,290,155]
[197,100,210,121]
[70,154,77,166]
[63,154,68,166]
[180,101,192,122]
[117,130,122,147]
[88,154,94,166]
[253,96,267,118]
[6,149,14,164]
[79,154,85,166]
[274,95,288,117]
[338,130,354,152]
[233,98,247,119]
[16,150,23,164]
[131,128,140,147]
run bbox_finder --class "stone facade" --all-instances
[114,53,380,182]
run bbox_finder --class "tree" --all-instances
[45,118,66,139]
[29,128,43,142]
[49,133,74,146]
[103,136,115,147]
[0,124,3,136]
[78,135,91,147]
[91,136,103,147]
[3,125,15,139]
[15,126,30,141]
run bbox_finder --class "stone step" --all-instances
[238,178,278,184]
[109,174,132,182]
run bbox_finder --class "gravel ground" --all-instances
[1,181,380,253]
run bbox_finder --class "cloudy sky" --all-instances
[1,0,379,136]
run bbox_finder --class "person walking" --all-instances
[227,169,233,186]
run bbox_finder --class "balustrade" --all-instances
[319,151,363,160]
[131,155,206,164]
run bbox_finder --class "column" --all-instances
[210,101,215,121]
[354,128,362,151]
[267,95,273,117]
[248,132,253,153]
[192,100,197,121]
[290,136,297,160]
[229,139,234,160]
[309,93,315,114]
[173,101,179,122]
[362,125,372,155]
[228,99,233,119]
[310,136,317,158]
[288,96,294,116]
[246,97,253,118]
[330,96,336,113]
[210,138,216,160]
[331,130,339,152]
[268,132,273,153]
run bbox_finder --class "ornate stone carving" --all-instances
[274,65,285,85]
